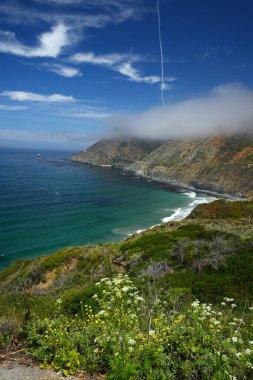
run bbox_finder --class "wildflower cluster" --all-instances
[26,276,253,379]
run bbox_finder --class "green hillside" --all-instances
[1,199,253,379]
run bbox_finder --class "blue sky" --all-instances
[0,0,253,149]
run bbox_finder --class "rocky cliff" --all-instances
[71,133,253,198]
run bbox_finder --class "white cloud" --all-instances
[70,111,111,119]
[0,104,28,110]
[116,62,161,84]
[71,51,137,66]
[0,23,71,58]
[46,63,82,77]
[114,83,253,139]
[2,91,75,103]
[160,82,173,91]
[71,51,175,86]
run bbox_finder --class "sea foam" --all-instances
[162,194,216,223]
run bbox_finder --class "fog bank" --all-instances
[111,83,253,139]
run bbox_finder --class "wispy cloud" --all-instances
[116,62,161,84]
[68,111,111,119]
[71,51,138,66]
[71,51,176,86]
[45,63,82,77]
[0,128,94,146]
[0,23,72,58]
[1,90,110,118]
[58,104,111,119]
[203,46,221,60]
[0,0,147,29]
[0,104,28,110]
[33,0,83,4]
[2,91,75,103]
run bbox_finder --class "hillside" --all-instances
[1,199,252,299]
[71,137,163,167]
[0,199,253,378]
[71,133,253,198]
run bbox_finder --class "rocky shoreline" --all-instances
[122,167,246,201]
[71,158,245,201]
[70,134,253,200]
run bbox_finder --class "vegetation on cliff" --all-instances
[71,133,253,198]
[70,137,163,168]
[0,199,253,378]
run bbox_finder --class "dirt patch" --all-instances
[0,354,104,380]
[0,361,76,380]
[211,135,223,147]
[33,258,79,291]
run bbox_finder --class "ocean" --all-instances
[0,148,215,270]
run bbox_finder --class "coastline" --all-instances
[69,159,247,238]
[122,168,245,201]
[70,158,246,201]
[126,190,217,237]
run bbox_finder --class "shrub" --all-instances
[26,274,253,379]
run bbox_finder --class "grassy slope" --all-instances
[0,199,253,323]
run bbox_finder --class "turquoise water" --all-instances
[0,148,210,270]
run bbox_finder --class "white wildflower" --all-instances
[232,337,238,343]
[224,297,234,302]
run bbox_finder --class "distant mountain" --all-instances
[71,133,253,198]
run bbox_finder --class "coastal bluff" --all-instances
[71,133,253,198]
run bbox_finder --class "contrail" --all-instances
[157,0,165,105]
